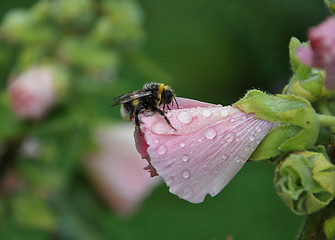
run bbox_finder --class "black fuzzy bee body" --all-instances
[112,83,178,129]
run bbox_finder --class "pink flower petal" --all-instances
[135,98,274,203]
[304,17,335,89]
[296,46,314,66]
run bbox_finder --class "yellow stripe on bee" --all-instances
[158,83,165,101]
[132,99,139,106]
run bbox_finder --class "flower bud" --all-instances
[8,65,68,120]
[1,9,53,45]
[274,149,335,215]
[296,17,335,90]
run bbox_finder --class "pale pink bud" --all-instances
[8,66,57,120]
[135,98,274,203]
[297,17,335,89]
[85,124,160,216]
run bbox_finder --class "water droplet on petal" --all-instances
[181,169,191,179]
[156,145,167,155]
[222,154,227,160]
[179,142,185,148]
[153,139,159,144]
[255,126,262,133]
[202,109,212,117]
[205,128,217,140]
[181,154,189,162]
[224,132,236,142]
[143,111,154,117]
[177,111,193,124]
[198,138,203,142]
[183,188,193,198]
[152,122,171,134]
[249,135,255,141]
[165,177,174,186]
[235,155,242,163]
[220,109,228,117]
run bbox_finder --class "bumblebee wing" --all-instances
[111,90,154,107]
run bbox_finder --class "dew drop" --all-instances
[143,111,154,117]
[183,188,193,198]
[220,109,229,117]
[179,142,186,148]
[205,128,217,140]
[181,154,189,162]
[240,115,247,121]
[165,177,174,186]
[198,138,203,143]
[181,169,191,179]
[222,154,227,160]
[153,139,159,144]
[202,109,212,117]
[235,155,243,163]
[249,135,256,141]
[177,111,193,124]
[224,132,236,142]
[156,145,167,155]
[255,126,262,133]
[152,122,170,134]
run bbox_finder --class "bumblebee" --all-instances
[111,83,179,129]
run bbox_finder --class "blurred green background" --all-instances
[0,0,329,239]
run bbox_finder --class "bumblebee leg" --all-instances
[152,107,176,130]
[134,106,143,135]
[174,96,179,109]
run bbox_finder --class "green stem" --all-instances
[299,198,335,240]
[318,114,335,128]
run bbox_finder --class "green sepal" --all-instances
[234,90,319,160]
[289,37,304,73]
[274,149,335,215]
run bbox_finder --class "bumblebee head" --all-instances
[161,86,179,109]
[161,86,174,104]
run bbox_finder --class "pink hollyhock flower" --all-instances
[135,98,274,203]
[85,124,160,216]
[296,17,335,89]
[8,66,57,120]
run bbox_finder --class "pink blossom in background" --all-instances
[8,66,57,120]
[296,17,335,89]
[85,124,160,216]
[135,98,274,203]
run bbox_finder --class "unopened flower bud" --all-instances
[296,17,335,90]
[274,149,335,215]
[8,65,68,120]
